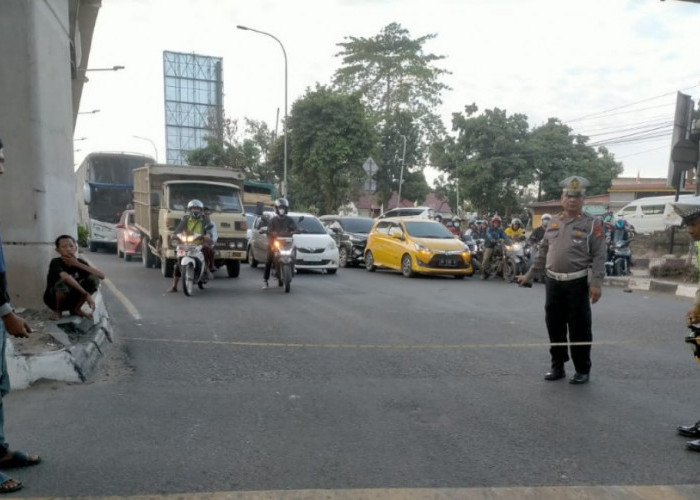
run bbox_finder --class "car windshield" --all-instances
[245,214,255,228]
[292,215,326,234]
[404,221,455,239]
[340,217,373,234]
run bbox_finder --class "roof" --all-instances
[528,193,609,208]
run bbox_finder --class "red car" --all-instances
[116,209,141,262]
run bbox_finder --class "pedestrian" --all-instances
[0,137,41,493]
[670,198,700,450]
[43,234,105,320]
[516,176,606,384]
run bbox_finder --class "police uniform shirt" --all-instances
[531,212,606,288]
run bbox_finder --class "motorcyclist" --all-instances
[528,213,552,245]
[505,218,525,241]
[263,198,299,289]
[607,218,633,262]
[480,215,511,280]
[168,199,215,292]
[448,216,462,236]
[434,213,444,225]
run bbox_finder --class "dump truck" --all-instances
[133,164,248,278]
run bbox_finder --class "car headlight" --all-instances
[414,242,430,252]
[328,241,336,250]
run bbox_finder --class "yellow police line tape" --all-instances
[120,337,672,350]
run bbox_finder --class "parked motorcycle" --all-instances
[174,232,208,296]
[272,236,296,293]
[605,239,632,277]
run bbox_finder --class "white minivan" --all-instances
[615,194,694,234]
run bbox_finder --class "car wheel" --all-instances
[161,257,175,278]
[89,240,98,252]
[401,254,414,278]
[117,248,124,259]
[338,247,349,268]
[327,268,338,275]
[125,253,132,262]
[248,246,258,268]
[365,251,376,272]
[454,274,465,279]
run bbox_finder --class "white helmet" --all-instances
[541,213,552,227]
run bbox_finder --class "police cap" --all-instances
[560,175,590,196]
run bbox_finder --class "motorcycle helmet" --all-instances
[511,218,522,228]
[491,215,502,224]
[446,221,454,228]
[274,197,290,215]
[615,219,625,229]
[434,214,443,223]
[187,199,204,218]
[541,213,552,227]
[452,216,461,227]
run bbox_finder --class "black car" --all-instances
[319,215,374,267]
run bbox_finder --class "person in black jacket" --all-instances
[263,198,298,289]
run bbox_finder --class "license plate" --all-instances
[305,254,321,262]
[439,258,456,267]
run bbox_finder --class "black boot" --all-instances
[544,365,566,381]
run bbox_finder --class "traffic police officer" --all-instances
[517,176,606,384]
[670,197,700,451]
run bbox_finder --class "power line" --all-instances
[564,84,699,124]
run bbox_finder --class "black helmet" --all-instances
[274,197,290,215]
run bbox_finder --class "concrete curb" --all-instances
[6,291,113,390]
[603,276,699,298]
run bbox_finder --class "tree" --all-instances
[288,85,377,214]
[185,114,278,184]
[525,119,622,200]
[332,23,450,203]
[431,106,532,216]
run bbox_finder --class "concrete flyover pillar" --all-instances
[0,1,84,309]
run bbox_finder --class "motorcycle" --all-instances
[523,240,545,282]
[504,238,528,276]
[272,236,296,293]
[605,239,632,276]
[174,232,208,296]
[460,234,480,270]
[482,240,519,281]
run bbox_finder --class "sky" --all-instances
[74,0,700,185]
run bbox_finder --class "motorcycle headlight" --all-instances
[128,231,140,239]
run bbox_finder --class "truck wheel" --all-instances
[161,258,175,278]
[141,237,154,268]
[226,259,241,278]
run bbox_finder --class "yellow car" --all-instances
[364,217,474,278]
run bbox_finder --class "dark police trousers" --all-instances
[544,275,592,374]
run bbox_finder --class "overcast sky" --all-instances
[74,0,700,184]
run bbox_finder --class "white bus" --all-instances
[75,152,155,251]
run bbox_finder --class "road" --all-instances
[6,250,700,498]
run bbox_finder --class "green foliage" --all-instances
[332,23,449,204]
[289,85,377,214]
[185,114,278,184]
[431,106,624,216]
[77,223,89,248]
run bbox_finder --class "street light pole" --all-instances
[237,25,288,198]
[398,135,407,208]
[133,135,158,163]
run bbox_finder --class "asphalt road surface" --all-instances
[6,250,700,498]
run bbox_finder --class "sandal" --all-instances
[0,472,21,494]
[0,450,41,469]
